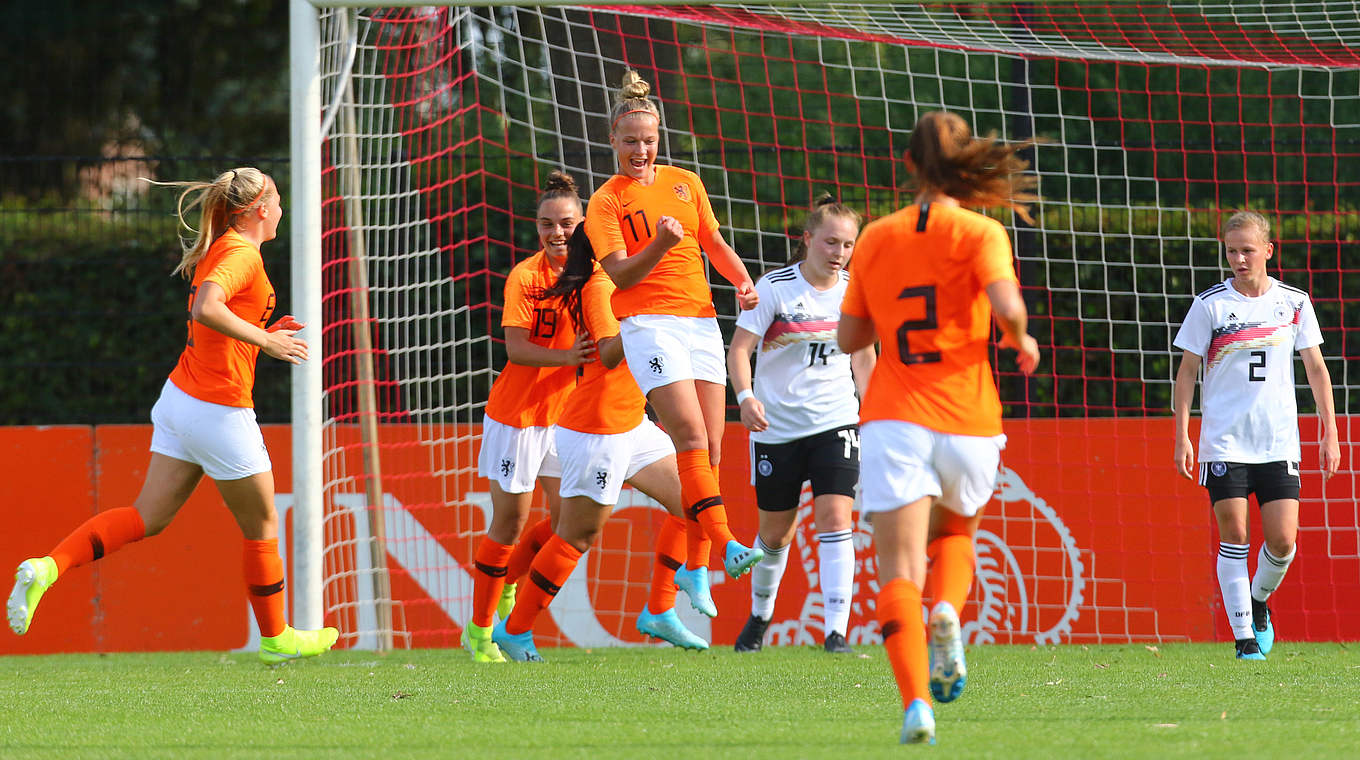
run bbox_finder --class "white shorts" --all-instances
[858,420,1006,517]
[149,380,272,481]
[477,416,562,494]
[556,418,676,505]
[618,315,726,396]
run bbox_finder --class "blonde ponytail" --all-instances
[144,167,273,278]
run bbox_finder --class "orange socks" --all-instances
[49,507,146,575]
[471,537,514,628]
[648,516,687,612]
[677,448,736,549]
[878,577,930,709]
[244,539,287,638]
[505,535,583,635]
[924,534,975,614]
[507,518,553,584]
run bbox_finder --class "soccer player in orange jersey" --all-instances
[5,168,338,663]
[491,224,712,660]
[837,112,1042,744]
[464,171,597,663]
[584,70,763,600]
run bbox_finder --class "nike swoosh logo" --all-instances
[622,200,634,207]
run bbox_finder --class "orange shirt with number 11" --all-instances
[840,203,1018,438]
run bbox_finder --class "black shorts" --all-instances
[1199,461,1301,506]
[751,424,860,511]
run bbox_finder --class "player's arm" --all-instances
[986,279,1040,376]
[598,216,683,291]
[837,312,875,355]
[851,344,877,399]
[701,228,758,310]
[1299,345,1341,480]
[505,326,595,367]
[193,280,307,364]
[726,327,768,432]
[1172,349,1202,480]
[597,334,625,369]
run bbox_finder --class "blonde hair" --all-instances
[907,111,1040,224]
[1221,210,1272,244]
[609,70,660,132]
[145,167,274,278]
[793,193,861,262]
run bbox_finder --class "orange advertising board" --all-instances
[2,418,1354,654]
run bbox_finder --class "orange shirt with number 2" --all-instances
[841,203,1018,437]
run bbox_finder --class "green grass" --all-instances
[1,643,1356,759]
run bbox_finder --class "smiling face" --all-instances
[801,213,859,285]
[608,114,661,181]
[1223,225,1272,285]
[537,196,582,261]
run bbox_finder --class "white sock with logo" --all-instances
[816,529,855,637]
[1217,542,1253,640]
[1251,543,1296,602]
[750,535,789,620]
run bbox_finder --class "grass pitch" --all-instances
[1,642,1355,759]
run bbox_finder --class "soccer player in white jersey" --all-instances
[727,195,877,653]
[1172,210,1340,660]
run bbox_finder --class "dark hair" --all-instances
[792,192,861,262]
[533,224,595,333]
[538,168,582,212]
[907,110,1041,225]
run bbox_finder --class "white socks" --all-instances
[1217,542,1253,639]
[1251,543,1296,602]
[816,530,855,637]
[750,535,789,620]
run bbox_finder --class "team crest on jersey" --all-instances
[673,184,691,202]
[595,470,610,488]
[649,355,664,375]
[1273,302,1291,323]
[1211,462,1227,478]
[757,457,773,477]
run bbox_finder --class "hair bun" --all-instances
[811,191,837,209]
[543,169,577,194]
[619,69,651,101]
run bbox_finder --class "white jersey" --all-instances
[1173,277,1322,464]
[735,263,860,443]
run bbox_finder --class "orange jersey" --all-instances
[168,229,276,408]
[841,203,1018,436]
[484,250,580,428]
[557,269,647,435]
[584,164,720,319]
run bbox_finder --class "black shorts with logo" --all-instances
[751,424,860,511]
[1199,460,1301,506]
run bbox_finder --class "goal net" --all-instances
[298,2,1359,649]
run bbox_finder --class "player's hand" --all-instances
[1000,332,1040,375]
[654,216,684,250]
[739,395,768,432]
[266,314,305,333]
[736,282,759,311]
[1173,435,1196,480]
[565,334,597,365]
[263,329,308,365]
[1321,430,1341,481]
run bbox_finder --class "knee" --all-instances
[559,526,599,553]
[141,514,172,538]
[1266,537,1296,559]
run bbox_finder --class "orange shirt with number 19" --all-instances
[840,203,1018,438]
[484,250,579,429]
